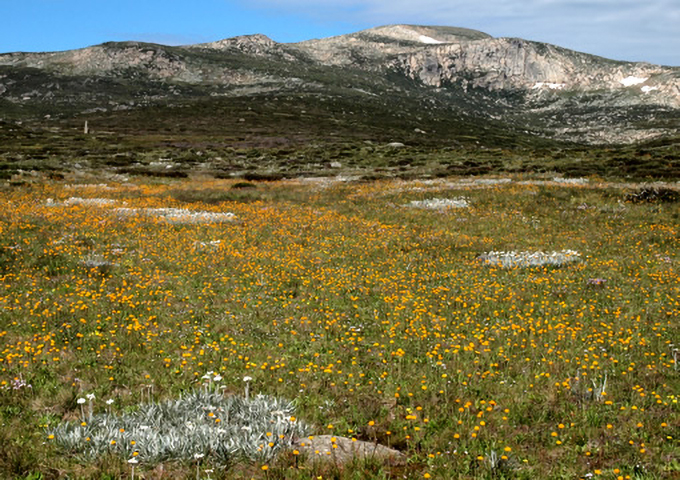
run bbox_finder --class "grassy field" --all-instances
[0,174,678,479]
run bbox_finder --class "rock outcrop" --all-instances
[289,25,679,108]
[292,435,406,466]
[392,37,679,107]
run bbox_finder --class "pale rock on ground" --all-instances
[292,435,406,466]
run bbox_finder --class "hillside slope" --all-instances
[0,24,679,145]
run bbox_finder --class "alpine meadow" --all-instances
[0,22,679,480]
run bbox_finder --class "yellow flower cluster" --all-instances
[0,177,677,478]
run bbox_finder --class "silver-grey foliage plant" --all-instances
[478,250,581,268]
[49,391,309,466]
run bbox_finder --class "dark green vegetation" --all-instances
[1,27,679,180]
[1,99,679,184]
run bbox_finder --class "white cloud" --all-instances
[240,0,680,65]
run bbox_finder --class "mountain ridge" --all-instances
[1,24,679,145]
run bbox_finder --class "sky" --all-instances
[1,0,678,66]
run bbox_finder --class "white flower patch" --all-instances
[79,255,118,270]
[48,390,309,465]
[472,178,512,185]
[552,177,589,185]
[479,250,581,268]
[407,197,470,210]
[115,208,236,224]
[47,197,118,207]
[66,197,117,206]
[194,240,222,249]
[64,184,113,190]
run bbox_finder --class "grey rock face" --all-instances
[392,37,678,107]
[190,34,299,61]
[0,24,678,144]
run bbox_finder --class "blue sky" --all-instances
[1,0,678,66]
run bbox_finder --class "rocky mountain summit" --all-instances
[296,25,678,101]
[1,25,678,145]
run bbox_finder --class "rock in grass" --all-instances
[292,435,406,466]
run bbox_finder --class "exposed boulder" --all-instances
[292,435,406,466]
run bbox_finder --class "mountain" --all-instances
[0,25,678,149]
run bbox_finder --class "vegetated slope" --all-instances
[0,24,678,147]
